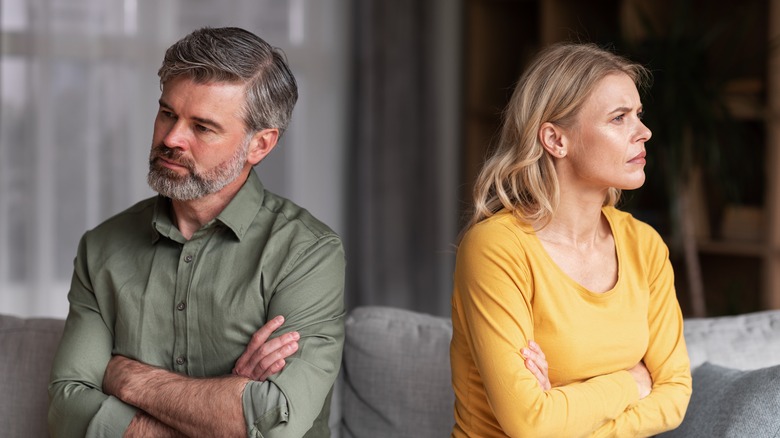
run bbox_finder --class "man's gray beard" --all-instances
[147,136,250,201]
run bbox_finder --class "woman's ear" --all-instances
[538,122,566,158]
[247,128,279,165]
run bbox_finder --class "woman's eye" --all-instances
[637,111,645,120]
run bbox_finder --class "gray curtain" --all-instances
[345,0,462,317]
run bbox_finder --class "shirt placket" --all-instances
[172,237,203,373]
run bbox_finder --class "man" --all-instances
[48,27,345,437]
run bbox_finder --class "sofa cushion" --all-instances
[659,362,780,438]
[683,309,780,370]
[0,313,65,438]
[340,306,454,438]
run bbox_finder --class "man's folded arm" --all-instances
[248,234,346,437]
[101,234,345,438]
[102,355,251,437]
[119,234,346,437]
[49,233,346,438]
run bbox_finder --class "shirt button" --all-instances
[176,356,186,365]
[184,255,193,263]
[176,302,186,311]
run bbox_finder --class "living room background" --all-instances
[2,0,778,320]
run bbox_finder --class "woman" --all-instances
[450,43,692,437]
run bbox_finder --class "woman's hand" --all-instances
[627,361,653,399]
[522,340,551,390]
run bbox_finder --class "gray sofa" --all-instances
[3,306,780,438]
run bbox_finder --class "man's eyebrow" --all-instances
[157,98,224,131]
[192,116,224,132]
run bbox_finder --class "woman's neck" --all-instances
[535,192,610,248]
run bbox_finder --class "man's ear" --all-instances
[247,128,280,166]
[538,122,566,158]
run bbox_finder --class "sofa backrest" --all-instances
[0,314,65,438]
[338,306,454,438]
[683,309,780,370]
[7,307,780,438]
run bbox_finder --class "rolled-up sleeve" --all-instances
[243,234,346,437]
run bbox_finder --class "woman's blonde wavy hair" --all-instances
[466,43,651,231]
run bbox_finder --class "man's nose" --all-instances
[162,121,191,150]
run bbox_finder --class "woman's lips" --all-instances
[628,151,646,165]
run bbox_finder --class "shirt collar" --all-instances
[216,169,265,241]
[150,169,266,243]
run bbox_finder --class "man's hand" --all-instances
[522,340,551,391]
[627,361,653,399]
[232,315,300,381]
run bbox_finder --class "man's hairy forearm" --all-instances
[126,412,187,438]
[104,356,250,438]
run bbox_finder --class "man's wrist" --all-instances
[104,355,159,406]
[126,411,187,438]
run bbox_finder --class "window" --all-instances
[0,0,348,317]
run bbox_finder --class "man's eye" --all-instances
[637,111,645,120]
[195,124,211,133]
[613,114,624,122]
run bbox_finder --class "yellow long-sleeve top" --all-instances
[450,207,692,438]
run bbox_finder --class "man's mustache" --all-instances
[150,145,195,172]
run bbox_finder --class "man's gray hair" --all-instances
[158,27,298,135]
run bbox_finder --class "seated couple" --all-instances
[47,26,690,438]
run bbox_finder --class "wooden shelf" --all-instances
[697,239,766,257]
[723,78,766,121]
[462,0,780,312]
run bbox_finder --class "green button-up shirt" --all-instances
[48,170,345,437]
